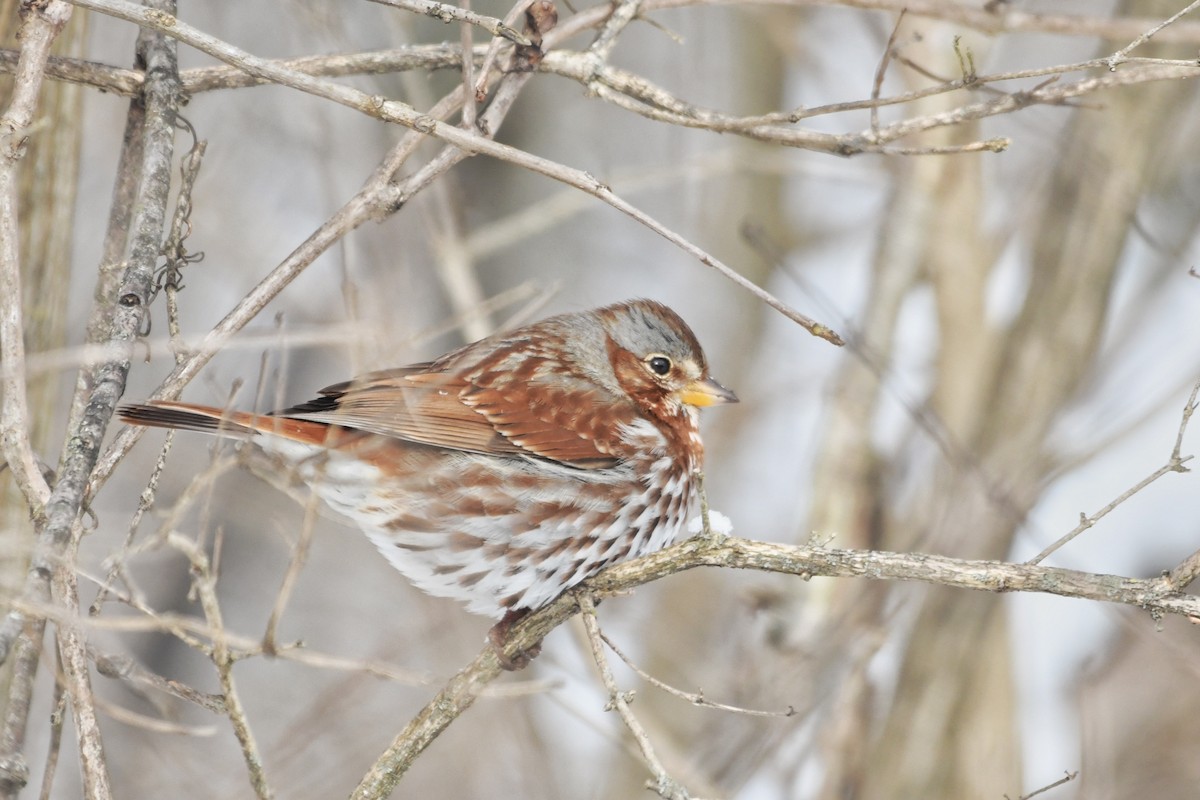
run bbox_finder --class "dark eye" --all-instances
[646,355,672,376]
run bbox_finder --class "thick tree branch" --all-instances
[353,533,1200,797]
[0,2,73,795]
[0,0,67,513]
[2,2,183,797]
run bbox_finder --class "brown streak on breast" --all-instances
[449,533,488,552]
[382,514,439,533]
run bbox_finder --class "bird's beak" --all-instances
[678,376,739,407]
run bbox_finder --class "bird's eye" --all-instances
[646,355,672,376]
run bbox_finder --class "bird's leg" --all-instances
[488,608,542,671]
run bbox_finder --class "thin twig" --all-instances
[598,630,795,717]
[91,644,226,714]
[458,0,477,129]
[262,493,320,655]
[35,650,67,800]
[473,0,532,100]
[366,0,532,45]
[1106,0,1200,69]
[1027,380,1198,565]
[1011,770,1079,800]
[870,11,906,134]
[89,694,217,738]
[27,589,433,687]
[579,595,690,800]
[169,533,274,800]
[88,426,175,615]
[588,0,644,62]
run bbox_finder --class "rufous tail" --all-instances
[118,401,332,445]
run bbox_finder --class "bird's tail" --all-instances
[118,401,331,445]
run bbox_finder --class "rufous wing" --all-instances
[278,348,636,468]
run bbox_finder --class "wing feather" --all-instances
[275,341,638,468]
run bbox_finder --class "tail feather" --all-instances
[118,401,332,445]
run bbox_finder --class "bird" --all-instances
[119,299,736,664]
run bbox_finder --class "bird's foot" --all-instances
[488,609,542,671]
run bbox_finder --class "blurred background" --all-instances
[3,0,1200,797]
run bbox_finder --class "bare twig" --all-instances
[599,629,795,717]
[90,699,216,738]
[458,0,477,129]
[35,650,66,800]
[90,645,226,715]
[1106,0,1200,69]
[31,588,432,687]
[169,533,273,800]
[870,11,907,134]
[87,428,175,615]
[1027,380,1198,565]
[261,494,320,655]
[366,0,532,45]
[0,45,474,96]
[1011,770,1079,800]
[588,0,643,62]
[579,596,690,800]
[473,0,532,100]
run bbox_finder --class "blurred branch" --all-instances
[353,532,1200,798]
[28,589,433,686]
[758,0,1200,43]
